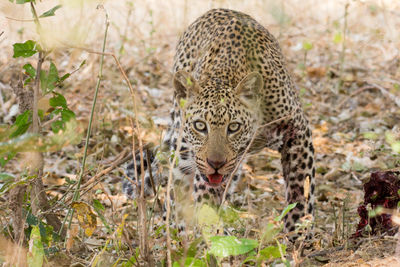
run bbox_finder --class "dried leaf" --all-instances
[71,201,97,237]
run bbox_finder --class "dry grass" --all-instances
[1,0,400,266]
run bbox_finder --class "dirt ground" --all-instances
[1,0,400,266]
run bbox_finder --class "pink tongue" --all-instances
[207,174,223,184]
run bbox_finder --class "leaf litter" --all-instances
[1,0,400,266]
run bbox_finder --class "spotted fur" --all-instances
[123,8,315,237]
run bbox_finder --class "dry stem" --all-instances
[84,46,154,265]
[338,82,400,108]
[29,49,64,235]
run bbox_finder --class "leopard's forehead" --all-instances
[186,88,251,127]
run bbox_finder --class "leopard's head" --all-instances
[173,71,263,186]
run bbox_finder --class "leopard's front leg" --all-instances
[280,125,315,236]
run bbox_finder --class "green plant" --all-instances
[170,203,297,266]
[1,1,82,263]
[302,40,313,68]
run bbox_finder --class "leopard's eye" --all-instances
[193,120,207,133]
[228,122,241,134]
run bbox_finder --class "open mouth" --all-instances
[206,173,224,185]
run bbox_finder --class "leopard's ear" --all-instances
[173,71,200,101]
[235,72,264,100]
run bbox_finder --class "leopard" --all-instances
[123,8,315,238]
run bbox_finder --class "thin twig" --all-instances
[369,82,400,107]
[61,149,132,206]
[64,29,159,265]
[29,1,41,130]
[165,121,185,267]
[71,15,109,201]
[80,149,130,190]
[5,16,34,22]
[60,12,110,236]
[78,164,134,202]
[40,114,61,128]
[338,83,400,108]
[120,26,152,262]
[337,85,375,108]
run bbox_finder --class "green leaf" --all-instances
[39,5,62,18]
[0,152,16,167]
[197,204,223,244]
[121,256,137,267]
[368,206,383,218]
[47,62,59,91]
[185,77,193,86]
[302,41,313,51]
[173,257,206,267]
[242,255,257,265]
[93,199,105,212]
[16,0,34,4]
[261,223,281,244]
[219,206,240,224]
[10,110,31,138]
[23,63,36,78]
[59,73,70,83]
[49,93,67,108]
[391,141,400,154]
[362,132,378,140]
[38,222,54,246]
[13,40,38,58]
[40,62,59,93]
[61,109,75,122]
[27,225,44,267]
[15,110,30,125]
[275,203,297,222]
[0,173,15,182]
[26,212,39,226]
[333,32,343,44]
[209,236,258,258]
[386,131,397,145]
[79,60,86,68]
[259,244,286,260]
[179,98,187,108]
[1,120,81,155]
[38,109,44,120]
[92,199,112,234]
[186,237,203,258]
[0,133,38,155]
[51,120,63,133]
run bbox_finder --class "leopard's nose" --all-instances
[207,158,226,170]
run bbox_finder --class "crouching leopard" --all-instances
[123,8,315,237]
